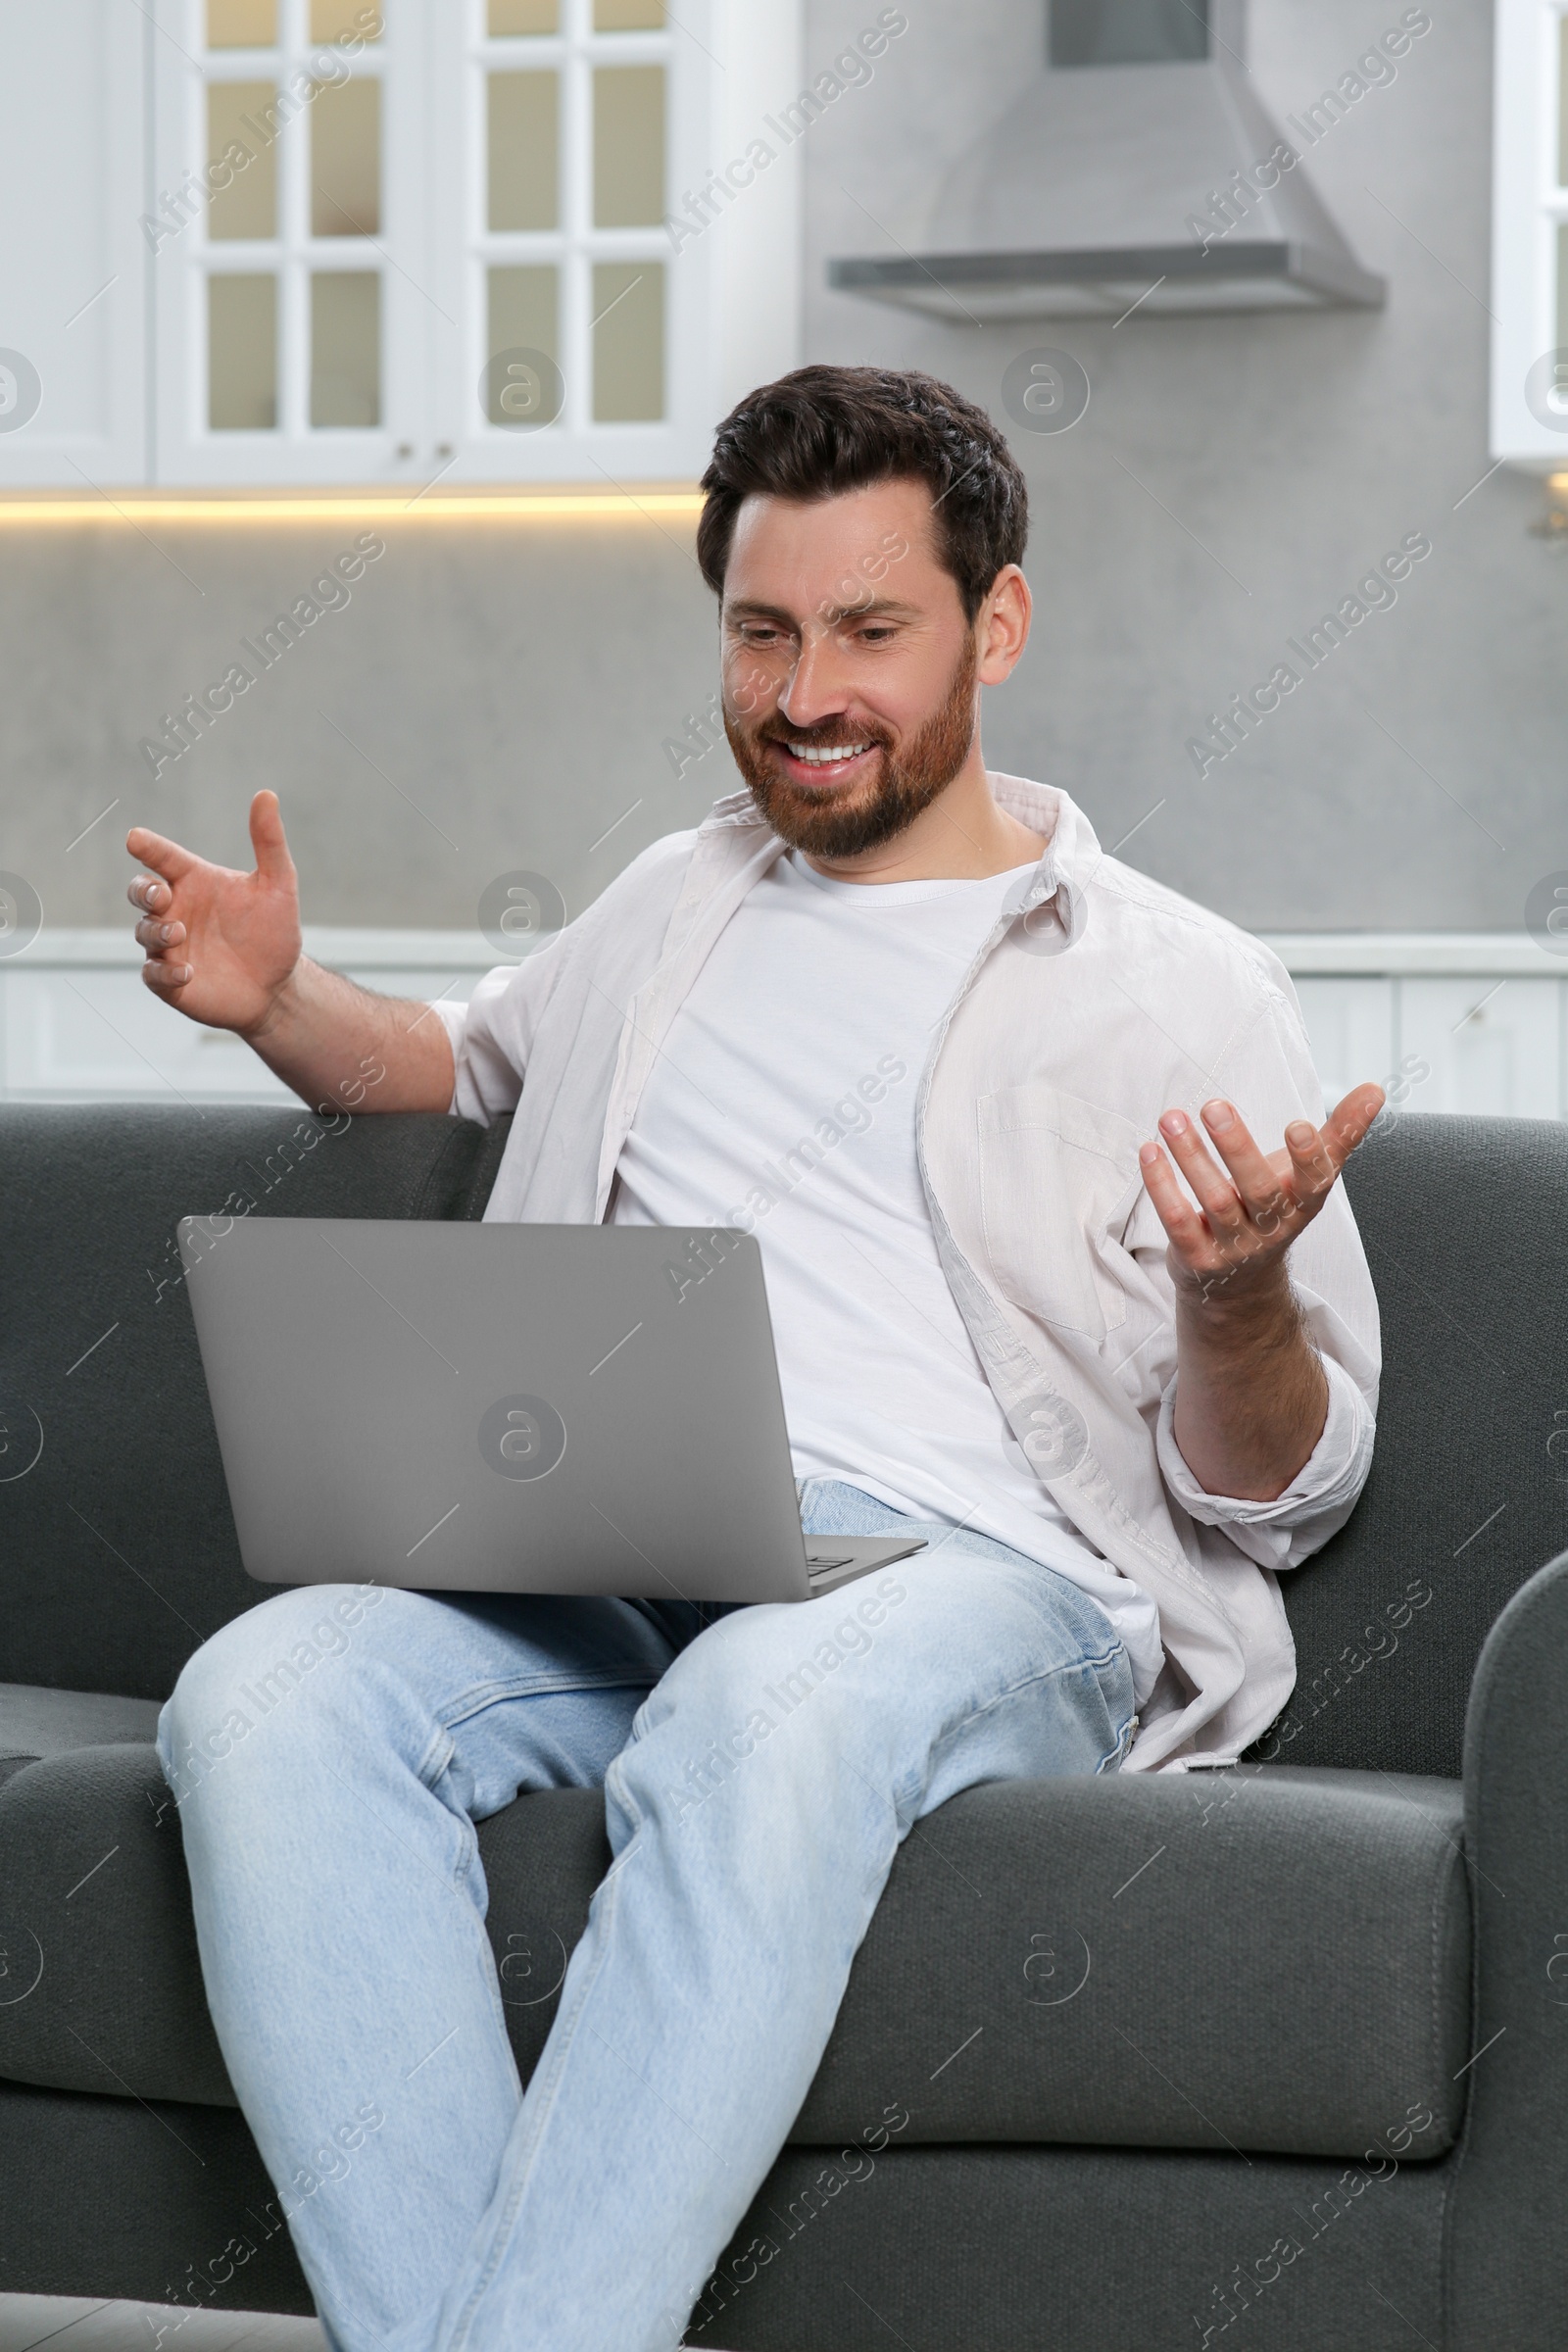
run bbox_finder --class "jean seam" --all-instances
[438,1668,665,1735]
[898,1640,1132,1816]
[416,1722,458,1794]
[1100,1709,1140,1773]
[449,1802,481,1901]
[408,1675,661,1796]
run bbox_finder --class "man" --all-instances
[130,367,1383,2352]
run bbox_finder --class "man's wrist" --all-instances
[237,955,310,1047]
[1173,1254,1301,1345]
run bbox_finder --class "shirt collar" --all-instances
[696,775,1101,953]
[988,772,1099,949]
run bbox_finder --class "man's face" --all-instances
[718,476,982,859]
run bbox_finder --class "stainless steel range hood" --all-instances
[829,0,1385,318]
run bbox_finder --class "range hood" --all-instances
[830,0,1385,318]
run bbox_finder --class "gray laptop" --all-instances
[178,1216,925,1604]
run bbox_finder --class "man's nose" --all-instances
[779,631,858,728]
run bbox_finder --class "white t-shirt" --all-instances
[610,850,1165,1700]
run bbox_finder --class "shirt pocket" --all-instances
[977,1081,1150,1343]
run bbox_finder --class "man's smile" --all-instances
[765,736,882,786]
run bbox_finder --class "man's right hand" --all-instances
[126,789,303,1037]
[124,787,457,1115]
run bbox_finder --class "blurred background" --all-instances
[0,0,1564,1115]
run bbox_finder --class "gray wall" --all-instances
[5,0,1563,936]
[4,516,727,933]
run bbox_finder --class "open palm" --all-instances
[1139,1081,1388,1302]
[125,790,302,1034]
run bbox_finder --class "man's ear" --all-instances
[976,564,1032,686]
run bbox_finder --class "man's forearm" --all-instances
[1170,1269,1329,1501]
[243,956,456,1114]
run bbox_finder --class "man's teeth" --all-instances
[787,742,872,763]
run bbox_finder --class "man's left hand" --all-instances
[1140,1081,1387,1306]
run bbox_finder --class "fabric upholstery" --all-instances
[1446,1545,1568,2350]
[0,2074,1448,2351]
[0,1744,234,2106]
[0,1105,509,1701]
[1250,1112,1568,1777]
[691,2140,1447,2352]
[0,2078,315,2317]
[793,1764,1469,2158]
[0,1745,1468,2161]
[0,1680,163,1790]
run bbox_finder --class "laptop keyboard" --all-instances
[806,1550,853,1574]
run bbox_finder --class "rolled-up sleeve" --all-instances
[429,998,473,1112]
[429,935,573,1124]
[1155,1348,1376,1571]
[1130,954,1382,1573]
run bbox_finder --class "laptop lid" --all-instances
[180,1216,818,1604]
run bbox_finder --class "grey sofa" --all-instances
[2,1101,1566,2351]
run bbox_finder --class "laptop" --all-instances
[178,1215,926,1604]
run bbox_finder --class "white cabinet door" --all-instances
[424,0,803,484]
[0,0,148,486]
[1291,978,1398,1113]
[1491,0,1568,466]
[1398,978,1565,1117]
[150,0,434,486]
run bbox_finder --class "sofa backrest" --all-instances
[1,1102,1561,1769]
[1247,1111,1568,1778]
[0,1104,511,1700]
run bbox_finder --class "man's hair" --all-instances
[697,365,1029,625]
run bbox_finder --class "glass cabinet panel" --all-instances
[311,1,384,37]
[592,66,664,227]
[594,0,663,26]
[489,0,559,29]
[312,74,381,235]
[487,267,561,421]
[311,271,380,425]
[488,72,560,230]
[207,82,277,238]
[593,260,662,418]
[209,273,276,428]
[208,0,276,45]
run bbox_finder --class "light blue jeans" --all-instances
[156,1480,1136,2352]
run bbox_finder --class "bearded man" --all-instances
[129,366,1382,2352]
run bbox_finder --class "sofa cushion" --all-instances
[0,1682,164,1789]
[0,1752,1469,2160]
[0,1744,232,2104]
[796,1763,1469,2158]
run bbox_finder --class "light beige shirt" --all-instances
[435,776,1379,1771]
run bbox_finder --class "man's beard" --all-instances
[723,633,979,860]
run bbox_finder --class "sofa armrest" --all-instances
[1446,1546,1568,2349]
